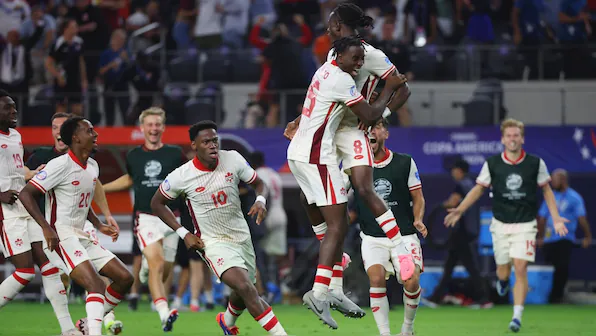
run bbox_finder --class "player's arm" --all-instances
[23,165,44,181]
[578,216,592,248]
[102,174,133,192]
[408,158,427,237]
[284,115,301,140]
[19,183,59,250]
[444,162,489,227]
[87,206,119,241]
[443,192,462,209]
[93,180,120,231]
[538,159,569,235]
[536,200,549,245]
[350,75,407,126]
[233,151,268,224]
[45,54,62,80]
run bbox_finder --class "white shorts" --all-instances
[361,232,423,283]
[490,218,537,264]
[200,239,257,284]
[335,128,373,173]
[135,213,179,262]
[288,160,348,206]
[261,208,287,256]
[45,236,116,275]
[0,216,44,257]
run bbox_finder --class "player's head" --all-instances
[60,116,98,153]
[500,118,525,153]
[451,158,469,181]
[139,107,166,146]
[0,89,17,130]
[328,3,373,42]
[51,112,70,152]
[332,36,364,77]
[249,151,265,169]
[60,18,78,38]
[369,118,389,155]
[189,120,219,167]
[551,168,568,191]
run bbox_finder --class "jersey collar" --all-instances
[68,150,87,169]
[502,149,526,165]
[330,59,338,66]
[374,148,393,168]
[0,129,9,136]
[193,156,217,172]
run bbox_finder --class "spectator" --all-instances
[219,0,250,49]
[98,29,131,126]
[69,0,108,83]
[126,1,160,52]
[0,26,44,118]
[123,50,160,123]
[93,0,130,31]
[49,0,73,29]
[404,0,439,46]
[193,0,223,51]
[558,0,592,78]
[250,0,277,27]
[537,169,592,304]
[0,0,31,38]
[45,19,87,115]
[171,0,196,52]
[312,32,331,65]
[457,0,495,43]
[512,0,550,79]
[423,159,492,307]
[20,5,57,84]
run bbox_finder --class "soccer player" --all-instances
[19,116,134,336]
[350,119,427,336]
[102,107,185,331]
[25,112,124,335]
[0,90,81,336]
[284,3,417,318]
[287,36,406,329]
[444,118,569,333]
[151,121,288,336]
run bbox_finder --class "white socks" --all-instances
[104,285,123,314]
[224,301,244,326]
[255,307,287,335]
[329,262,343,293]
[41,262,74,332]
[85,293,105,336]
[370,287,390,336]
[154,297,170,322]
[312,265,332,301]
[402,286,421,334]
[513,305,524,321]
[0,268,35,308]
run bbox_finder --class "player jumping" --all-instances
[287,36,406,329]
[444,118,568,332]
[0,90,81,336]
[350,119,427,336]
[19,117,134,336]
[151,121,288,335]
[284,3,416,319]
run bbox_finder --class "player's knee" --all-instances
[368,272,386,288]
[299,191,308,207]
[404,271,421,292]
[119,270,134,290]
[235,280,256,298]
[513,260,528,277]
[89,278,107,294]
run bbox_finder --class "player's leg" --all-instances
[508,229,537,332]
[143,241,179,329]
[491,221,512,297]
[400,266,422,336]
[188,259,204,311]
[547,240,573,303]
[361,234,393,336]
[172,239,190,310]
[201,261,215,309]
[127,234,142,311]
[161,233,179,297]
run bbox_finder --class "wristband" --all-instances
[382,107,391,118]
[176,227,190,239]
[255,195,266,205]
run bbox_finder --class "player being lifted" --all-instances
[287,36,407,329]
[19,117,134,336]
[350,119,427,336]
[284,3,417,319]
[25,112,124,335]
[103,107,185,331]
[0,91,80,336]
[444,118,568,333]
[151,121,288,335]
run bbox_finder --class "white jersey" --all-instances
[159,150,258,245]
[287,60,364,165]
[256,166,284,212]
[0,129,29,219]
[30,151,99,240]
[327,42,397,129]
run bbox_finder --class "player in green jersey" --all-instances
[444,118,569,333]
[350,119,427,336]
[103,107,186,332]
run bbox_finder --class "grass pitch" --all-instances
[0,302,594,335]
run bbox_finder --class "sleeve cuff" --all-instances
[247,171,257,184]
[159,185,175,200]
[346,95,364,107]
[538,177,552,187]
[476,180,490,187]
[409,184,422,191]
[30,180,47,193]
[380,65,397,80]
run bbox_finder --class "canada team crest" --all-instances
[225,172,234,183]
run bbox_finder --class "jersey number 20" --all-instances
[78,192,91,208]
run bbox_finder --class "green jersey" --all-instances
[352,149,422,238]
[126,145,186,213]
[476,150,550,223]
[26,146,68,213]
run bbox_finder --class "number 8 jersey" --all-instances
[30,151,99,240]
[287,60,364,166]
[0,129,29,219]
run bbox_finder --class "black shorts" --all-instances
[131,212,142,256]
[176,205,202,267]
[54,82,83,104]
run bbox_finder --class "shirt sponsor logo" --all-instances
[0,144,6,149]
[195,186,205,193]
[72,181,80,186]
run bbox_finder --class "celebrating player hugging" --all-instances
[151,121,288,335]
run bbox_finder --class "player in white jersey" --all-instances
[284,3,420,322]
[287,36,406,329]
[0,90,82,336]
[249,151,290,299]
[151,121,288,336]
[19,117,133,336]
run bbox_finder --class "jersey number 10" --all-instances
[211,191,228,207]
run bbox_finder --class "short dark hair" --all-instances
[0,89,10,99]
[188,120,218,141]
[377,118,389,128]
[60,116,85,147]
[452,159,470,173]
[51,112,70,121]
[332,36,363,57]
[334,3,374,31]
[249,151,265,168]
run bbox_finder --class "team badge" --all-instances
[36,170,47,180]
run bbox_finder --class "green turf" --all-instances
[0,302,594,335]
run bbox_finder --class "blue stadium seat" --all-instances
[163,83,192,125]
[168,56,199,82]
